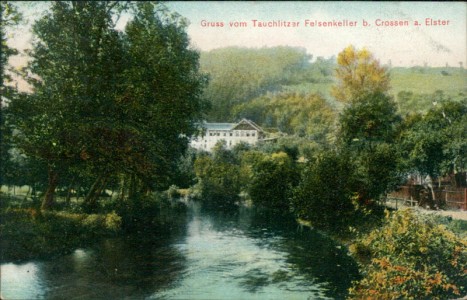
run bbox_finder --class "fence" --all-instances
[441,188,467,210]
[387,185,467,210]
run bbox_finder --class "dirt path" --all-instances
[385,199,467,221]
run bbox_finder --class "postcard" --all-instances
[1,2,466,300]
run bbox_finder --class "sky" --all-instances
[165,1,466,67]
[7,1,467,77]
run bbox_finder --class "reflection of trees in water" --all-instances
[280,230,360,299]
[245,209,359,299]
[35,201,359,299]
[194,201,359,299]
[39,217,189,299]
[195,201,296,235]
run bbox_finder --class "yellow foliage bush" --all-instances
[348,209,466,299]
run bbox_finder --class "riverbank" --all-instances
[0,192,186,263]
[0,201,359,299]
[0,207,121,262]
[2,191,465,299]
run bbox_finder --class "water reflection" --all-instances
[1,262,45,299]
[1,201,358,300]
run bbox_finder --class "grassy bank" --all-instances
[0,206,121,262]
[0,191,187,263]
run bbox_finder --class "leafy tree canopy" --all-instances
[332,45,390,103]
[7,1,208,209]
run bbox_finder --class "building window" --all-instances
[223,133,226,136]
[230,133,233,136]
[246,133,250,137]
[217,133,220,136]
[252,132,255,137]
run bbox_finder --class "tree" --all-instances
[193,141,242,206]
[9,2,208,211]
[120,2,208,199]
[8,2,128,210]
[0,1,22,96]
[233,92,337,144]
[0,1,22,188]
[400,99,467,187]
[338,92,400,147]
[332,45,390,103]
[291,150,357,232]
[334,47,403,203]
[248,151,300,211]
[337,92,403,202]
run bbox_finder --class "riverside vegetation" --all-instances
[1,2,466,299]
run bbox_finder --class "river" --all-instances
[1,201,359,299]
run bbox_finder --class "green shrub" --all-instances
[348,209,467,299]
[290,151,358,232]
[248,151,300,211]
[193,153,241,206]
[104,211,122,232]
[82,214,104,231]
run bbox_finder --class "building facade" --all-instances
[190,119,265,151]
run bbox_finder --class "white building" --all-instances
[190,119,265,151]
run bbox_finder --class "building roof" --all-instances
[204,122,235,131]
[232,119,264,132]
[202,119,264,132]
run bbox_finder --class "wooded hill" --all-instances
[200,46,467,134]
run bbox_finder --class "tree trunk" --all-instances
[83,174,105,211]
[119,174,127,201]
[31,183,39,206]
[128,173,138,200]
[41,167,59,210]
[75,185,82,201]
[65,178,75,206]
[94,177,108,202]
[426,175,436,207]
[24,185,31,201]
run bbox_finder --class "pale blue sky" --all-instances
[165,1,466,67]
[9,1,467,69]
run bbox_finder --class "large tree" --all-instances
[9,1,208,210]
[118,2,208,199]
[334,47,402,203]
[400,99,467,186]
[9,1,127,210]
[338,92,400,148]
[0,1,22,188]
[248,151,300,211]
[332,45,390,103]
[0,1,21,96]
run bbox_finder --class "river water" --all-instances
[1,202,359,299]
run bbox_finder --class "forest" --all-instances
[1,2,466,299]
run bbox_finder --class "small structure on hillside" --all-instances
[190,119,266,151]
